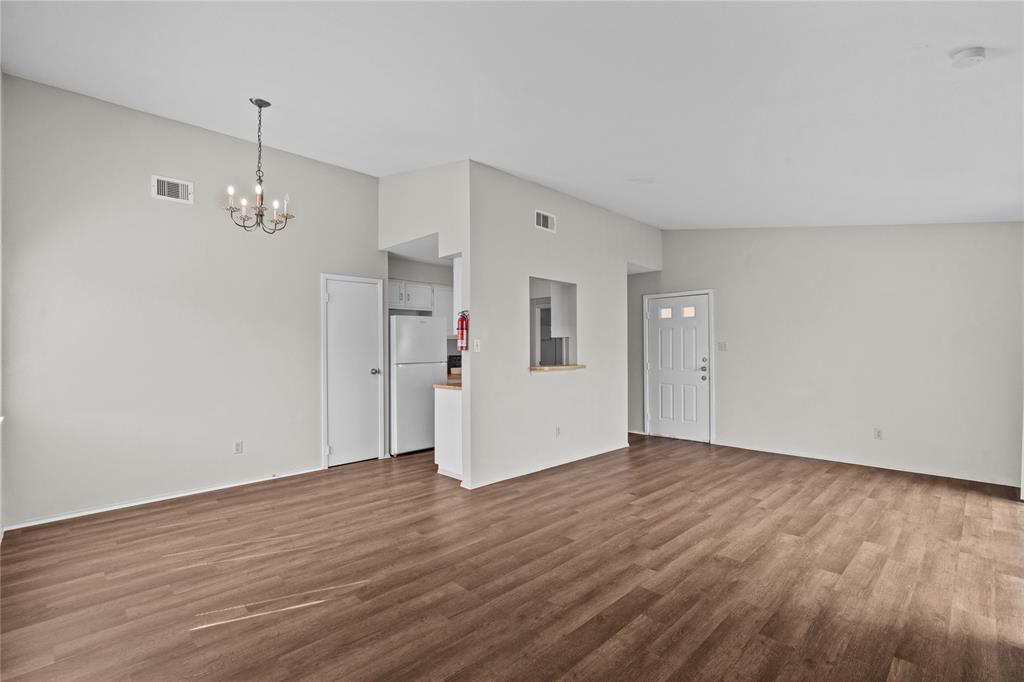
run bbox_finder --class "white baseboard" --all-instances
[3,466,324,531]
[712,439,1017,488]
[628,430,647,436]
[461,440,630,490]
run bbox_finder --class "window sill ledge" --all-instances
[529,364,587,373]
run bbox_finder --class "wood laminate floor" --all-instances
[2,435,1023,681]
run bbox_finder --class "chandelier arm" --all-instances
[231,212,257,230]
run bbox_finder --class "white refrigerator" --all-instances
[390,316,448,454]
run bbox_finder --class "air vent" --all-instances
[535,210,556,232]
[151,175,194,204]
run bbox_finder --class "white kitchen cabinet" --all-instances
[434,386,462,480]
[452,256,463,336]
[387,280,403,309]
[402,281,434,310]
[434,285,454,337]
[550,281,575,338]
[388,279,434,312]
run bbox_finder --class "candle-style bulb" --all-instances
[227,185,235,196]
[272,200,280,209]
[254,184,262,195]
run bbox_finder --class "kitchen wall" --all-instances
[466,162,661,488]
[2,77,384,526]
[387,255,453,286]
[628,223,1023,487]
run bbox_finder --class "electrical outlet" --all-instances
[873,428,883,441]
[233,440,244,454]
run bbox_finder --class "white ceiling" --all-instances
[3,1,1021,229]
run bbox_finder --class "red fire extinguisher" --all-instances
[456,310,469,351]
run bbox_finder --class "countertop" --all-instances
[529,364,587,372]
[434,383,462,391]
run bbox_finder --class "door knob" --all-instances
[370,368,381,375]
[700,366,707,372]
[701,376,707,381]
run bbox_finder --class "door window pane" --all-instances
[659,307,672,319]
[682,306,696,318]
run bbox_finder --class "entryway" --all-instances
[644,290,714,443]
[321,274,385,466]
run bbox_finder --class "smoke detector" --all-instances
[951,46,986,69]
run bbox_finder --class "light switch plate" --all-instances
[717,341,727,352]
[473,339,481,352]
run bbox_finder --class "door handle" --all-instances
[700,366,707,372]
[370,368,381,375]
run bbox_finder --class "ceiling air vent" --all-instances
[151,175,194,204]
[535,210,556,233]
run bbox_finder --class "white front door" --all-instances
[325,276,383,466]
[646,293,711,442]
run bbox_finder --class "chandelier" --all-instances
[225,98,294,234]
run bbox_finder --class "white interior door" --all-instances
[646,293,711,442]
[325,276,383,466]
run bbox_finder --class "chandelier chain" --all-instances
[255,106,264,186]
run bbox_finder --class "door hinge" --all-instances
[323,292,330,303]
[325,444,332,456]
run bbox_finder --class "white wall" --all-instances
[467,162,661,488]
[2,77,384,526]
[0,51,5,538]
[387,255,453,286]
[378,160,470,259]
[628,223,1023,486]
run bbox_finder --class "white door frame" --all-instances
[320,273,386,469]
[642,289,716,443]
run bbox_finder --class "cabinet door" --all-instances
[388,280,405,309]
[452,257,463,336]
[550,281,574,338]
[403,282,434,311]
[434,285,453,337]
